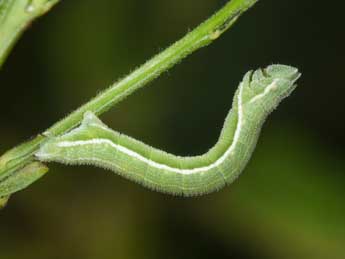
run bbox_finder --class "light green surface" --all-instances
[0,0,259,200]
[37,65,300,196]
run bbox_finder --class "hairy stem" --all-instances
[0,0,259,189]
[45,0,258,136]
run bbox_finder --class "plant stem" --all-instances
[0,196,10,209]
[46,0,258,136]
[0,0,60,69]
[0,0,259,183]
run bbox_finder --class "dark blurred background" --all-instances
[1,0,344,258]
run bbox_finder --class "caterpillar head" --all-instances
[241,65,301,113]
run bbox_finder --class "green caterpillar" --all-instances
[36,65,300,196]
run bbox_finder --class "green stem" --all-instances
[0,0,60,69]
[0,0,259,184]
[0,196,10,209]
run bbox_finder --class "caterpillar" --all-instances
[36,65,300,196]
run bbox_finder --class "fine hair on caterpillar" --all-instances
[36,65,301,197]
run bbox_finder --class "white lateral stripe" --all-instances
[55,83,244,175]
[249,79,279,103]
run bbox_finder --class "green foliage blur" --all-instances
[0,0,344,258]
